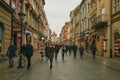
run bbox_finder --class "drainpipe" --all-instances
[10,0,13,45]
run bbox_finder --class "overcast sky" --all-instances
[44,0,82,36]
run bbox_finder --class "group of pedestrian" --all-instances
[79,43,97,59]
[19,41,33,69]
[7,41,33,69]
[61,44,78,59]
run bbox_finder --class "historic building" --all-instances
[0,0,48,53]
[51,32,57,45]
[89,0,112,57]
[74,5,81,46]
[69,10,75,45]
[79,0,89,48]
[0,0,12,57]
[112,0,120,57]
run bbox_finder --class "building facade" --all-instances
[74,5,81,46]
[0,0,12,57]
[51,32,57,45]
[80,0,89,48]
[112,0,120,57]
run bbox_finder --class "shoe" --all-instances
[50,65,52,69]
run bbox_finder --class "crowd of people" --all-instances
[7,41,33,69]
[6,41,97,69]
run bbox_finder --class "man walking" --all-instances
[79,44,84,58]
[90,44,97,58]
[47,44,55,69]
[25,41,33,69]
[55,44,60,61]
[7,43,16,68]
[72,44,77,58]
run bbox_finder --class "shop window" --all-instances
[114,32,120,56]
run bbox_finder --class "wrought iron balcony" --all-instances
[92,14,108,29]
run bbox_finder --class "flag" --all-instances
[45,22,48,27]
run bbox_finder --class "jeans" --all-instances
[9,58,13,68]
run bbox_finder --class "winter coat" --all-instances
[91,45,97,54]
[55,45,60,53]
[20,44,26,56]
[47,46,55,60]
[79,46,84,54]
[25,44,33,57]
[7,45,16,59]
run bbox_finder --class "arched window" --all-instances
[114,32,120,41]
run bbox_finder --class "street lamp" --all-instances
[110,0,113,58]
[41,37,44,44]
[18,11,26,68]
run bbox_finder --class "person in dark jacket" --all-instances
[62,45,66,61]
[90,44,97,58]
[7,43,16,68]
[79,44,84,58]
[20,44,26,56]
[45,43,49,61]
[55,44,60,61]
[47,44,55,69]
[25,41,33,69]
[72,44,77,58]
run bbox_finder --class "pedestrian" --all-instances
[47,44,55,69]
[40,44,45,62]
[61,45,66,61]
[55,44,60,61]
[90,44,97,58]
[72,44,77,58]
[25,41,33,69]
[45,43,49,61]
[6,43,16,68]
[68,45,72,55]
[20,44,26,56]
[79,44,84,58]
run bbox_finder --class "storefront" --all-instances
[114,32,120,57]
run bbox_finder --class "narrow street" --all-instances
[17,50,120,80]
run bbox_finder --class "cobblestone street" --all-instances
[17,50,120,80]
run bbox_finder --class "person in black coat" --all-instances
[25,41,33,69]
[7,43,16,68]
[45,43,49,61]
[55,44,60,61]
[47,44,55,69]
[79,44,84,58]
[72,44,77,58]
[20,44,26,56]
[90,44,97,58]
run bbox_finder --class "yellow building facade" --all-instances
[89,0,112,57]
[112,0,120,57]
[0,0,12,57]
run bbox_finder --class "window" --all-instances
[101,8,105,21]
[114,0,120,13]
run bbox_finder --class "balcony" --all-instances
[92,14,108,29]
